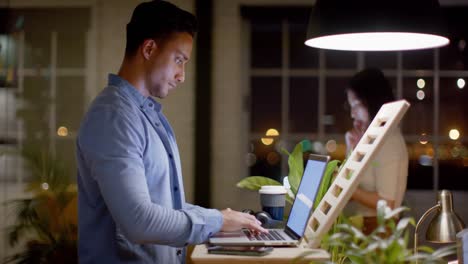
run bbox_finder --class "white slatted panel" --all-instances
[304,99,410,248]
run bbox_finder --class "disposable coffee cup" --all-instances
[456,228,468,264]
[259,185,287,221]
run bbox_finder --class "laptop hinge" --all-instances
[284,227,300,240]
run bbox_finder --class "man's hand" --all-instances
[220,208,268,233]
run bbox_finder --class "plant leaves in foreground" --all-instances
[236,176,282,191]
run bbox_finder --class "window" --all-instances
[243,6,468,190]
[0,8,90,185]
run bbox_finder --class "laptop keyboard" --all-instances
[243,230,286,241]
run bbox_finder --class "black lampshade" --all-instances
[305,0,449,51]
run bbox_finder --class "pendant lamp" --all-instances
[305,0,450,51]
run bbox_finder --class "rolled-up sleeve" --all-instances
[183,203,223,242]
[79,106,222,246]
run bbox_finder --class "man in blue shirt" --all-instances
[76,1,266,263]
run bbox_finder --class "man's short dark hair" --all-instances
[125,0,198,56]
[347,68,395,119]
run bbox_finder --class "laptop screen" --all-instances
[286,157,328,238]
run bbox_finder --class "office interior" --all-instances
[0,0,467,261]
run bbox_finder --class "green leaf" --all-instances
[431,244,457,259]
[385,206,409,220]
[406,252,431,262]
[347,254,365,264]
[287,142,304,194]
[236,176,282,191]
[386,240,405,263]
[324,202,455,264]
[395,217,413,232]
[314,160,340,209]
[280,147,290,157]
[417,245,435,254]
[376,200,388,225]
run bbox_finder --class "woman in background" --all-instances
[344,68,409,235]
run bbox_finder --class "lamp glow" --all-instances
[41,182,49,190]
[306,0,449,52]
[325,140,337,153]
[457,78,465,89]
[417,79,426,89]
[419,133,428,145]
[305,32,449,51]
[266,128,279,137]
[449,129,460,140]
[261,138,274,146]
[57,126,68,137]
[417,90,425,100]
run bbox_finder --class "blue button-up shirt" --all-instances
[77,74,223,264]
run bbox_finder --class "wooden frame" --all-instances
[304,99,411,248]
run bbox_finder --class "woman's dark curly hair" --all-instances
[347,68,395,119]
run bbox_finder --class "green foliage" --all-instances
[236,140,342,211]
[318,201,456,264]
[3,146,78,264]
[20,144,72,194]
[236,176,282,191]
[314,160,341,209]
[237,140,338,202]
[280,140,307,195]
[239,141,456,264]
[237,176,295,205]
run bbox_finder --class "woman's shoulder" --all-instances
[376,128,407,158]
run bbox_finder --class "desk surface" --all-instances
[190,244,330,264]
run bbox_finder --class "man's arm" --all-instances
[79,108,216,246]
[184,204,267,233]
[80,108,264,246]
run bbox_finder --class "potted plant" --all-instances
[237,140,342,207]
[312,200,456,264]
[3,145,78,264]
[237,140,456,263]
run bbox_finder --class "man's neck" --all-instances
[118,59,150,97]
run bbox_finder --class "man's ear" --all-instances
[141,39,157,60]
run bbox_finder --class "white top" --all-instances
[344,127,409,217]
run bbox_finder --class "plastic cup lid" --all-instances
[259,185,287,194]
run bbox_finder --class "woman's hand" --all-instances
[346,118,368,151]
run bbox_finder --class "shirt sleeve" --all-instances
[182,203,224,241]
[78,106,222,246]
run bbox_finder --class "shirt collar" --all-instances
[108,74,162,112]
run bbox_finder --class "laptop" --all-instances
[209,154,330,246]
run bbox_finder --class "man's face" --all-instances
[145,32,193,98]
[347,90,370,132]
